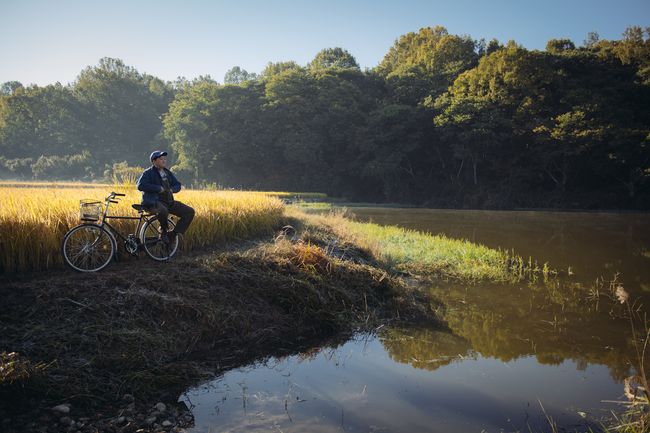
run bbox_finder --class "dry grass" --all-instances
[0,223,434,424]
[0,180,112,188]
[0,184,285,273]
[609,282,650,433]
[0,352,47,384]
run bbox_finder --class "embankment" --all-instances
[0,208,528,432]
[0,211,438,432]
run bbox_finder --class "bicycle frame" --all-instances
[96,194,148,243]
[62,191,178,272]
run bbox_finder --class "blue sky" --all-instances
[1,0,648,86]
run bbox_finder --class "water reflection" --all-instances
[180,209,648,432]
[422,280,640,382]
[181,283,642,431]
[182,330,616,433]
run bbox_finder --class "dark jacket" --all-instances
[136,166,182,206]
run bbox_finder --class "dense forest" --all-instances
[1,25,649,209]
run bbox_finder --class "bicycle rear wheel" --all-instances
[62,224,115,272]
[140,216,179,261]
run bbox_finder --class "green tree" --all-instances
[432,43,553,199]
[358,103,435,201]
[308,47,360,70]
[533,110,603,193]
[613,26,650,84]
[376,26,479,103]
[73,57,173,165]
[434,37,650,207]
[545,38,576,54]
[262,67,332,190]
[164,80,267,186]
[31,151,92,180]
[224,66,258,84]
[486,38,502,55]
[0,83,88,159]
[0,81,23,95]
[260,61,302,79]
[2,27,648,208]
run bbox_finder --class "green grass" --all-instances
[263,191,328,199]
[344,220,515,280]
[290,201,333,209]
[292,209,521,282]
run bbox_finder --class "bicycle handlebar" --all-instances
[105,192,126,201]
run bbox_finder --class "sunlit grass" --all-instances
[2,182,537,282]
[290,201,333,209]
[346,220,515,280]
[0,180,112,188]
[294,209,522,282]
[261,191,328,199]
[0,184,285,273]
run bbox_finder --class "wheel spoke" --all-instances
[141,218,178,260]
[69,248,86,265]
[63,225,114,272]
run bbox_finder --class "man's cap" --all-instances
[150,150,168,162]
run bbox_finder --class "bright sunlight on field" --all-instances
[0,184,285,273]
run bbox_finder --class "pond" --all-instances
[181,208,650,432]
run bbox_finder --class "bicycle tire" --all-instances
[62,223,116,272]
[140,216,179,261]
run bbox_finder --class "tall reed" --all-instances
[611,282,650,433]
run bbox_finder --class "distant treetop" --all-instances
[308,48,360,70]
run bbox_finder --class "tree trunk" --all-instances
[472,157,478,186]
[456,158,464,180]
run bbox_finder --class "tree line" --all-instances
[1,25,649,208]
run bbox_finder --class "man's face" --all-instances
[153,156,166,169]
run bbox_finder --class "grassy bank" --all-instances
[294,209,530,281]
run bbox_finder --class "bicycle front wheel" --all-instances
[140,217,179,261]
[62,224,116,272]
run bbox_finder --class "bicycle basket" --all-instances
[80,199,102,221]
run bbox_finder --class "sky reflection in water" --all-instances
[182,332,620,433]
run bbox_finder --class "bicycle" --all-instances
[61,191,179,272]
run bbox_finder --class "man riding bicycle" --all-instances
[136,151,195,245]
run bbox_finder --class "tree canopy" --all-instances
[1,26,649,208]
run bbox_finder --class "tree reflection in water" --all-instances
[380,279,643,383]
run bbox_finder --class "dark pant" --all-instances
[148,201,195,235]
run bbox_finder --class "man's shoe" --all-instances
[168,230,178,245]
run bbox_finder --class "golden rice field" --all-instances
[0,181,328,199]
[0,183,286,274]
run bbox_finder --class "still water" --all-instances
[182,208,650,432]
